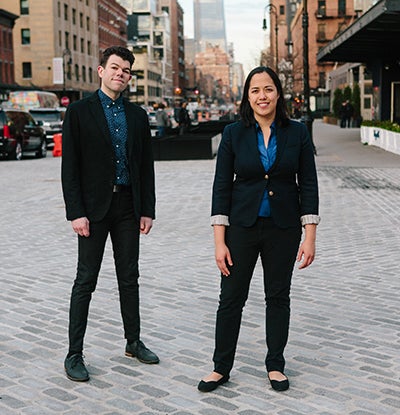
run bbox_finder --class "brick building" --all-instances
[195,44,231,103]
[0,8,18,101]
[98,0,128,57]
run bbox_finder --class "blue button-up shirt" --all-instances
[257,122,277,217]
[98,89,130,186]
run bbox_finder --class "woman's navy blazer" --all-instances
[61,91,155,223]
[212,119,319,228]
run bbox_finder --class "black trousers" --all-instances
[68,191,140,354]
[213,217,302,376]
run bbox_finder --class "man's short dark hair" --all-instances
[100,46,135,68]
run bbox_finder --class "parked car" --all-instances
[29,107,65,146]
[0,108,47,160]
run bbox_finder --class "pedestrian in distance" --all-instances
[198,66,320,393]
[178,101,191,135]
[61,46,158,382]
[344,100,354,128]
[155,103,169,138]
[339,100,347,128]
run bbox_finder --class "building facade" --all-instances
[195,45,230,104]
[0,8,18,101]
[194,0,227,54]
[0,0,101,102]
[98,0,128,57]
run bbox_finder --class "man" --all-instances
[155,103,169,138]
[61,46,158,382]
[178,101,191,135]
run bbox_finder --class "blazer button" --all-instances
[268,190,274,196]
[264,174,269,180]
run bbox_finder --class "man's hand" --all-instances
[71,217,90,237]
[140,217,153,234]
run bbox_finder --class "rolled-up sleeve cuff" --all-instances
[301,214,321,226]
[211,214,230,226]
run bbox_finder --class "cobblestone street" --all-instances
[1,120,399,414]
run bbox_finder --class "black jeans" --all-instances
[68,191,140,354]
[213,218,301,376]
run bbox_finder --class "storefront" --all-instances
[317,0,400,123]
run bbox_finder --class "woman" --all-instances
[198,66,320,393]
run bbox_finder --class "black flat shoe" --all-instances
[198,375,229,392]
[268,374,289,392]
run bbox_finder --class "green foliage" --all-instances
[361,120,400,133]
[332,88,343,118]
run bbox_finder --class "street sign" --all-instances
[60,96,70,106]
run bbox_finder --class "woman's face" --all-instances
[248,72,279,122]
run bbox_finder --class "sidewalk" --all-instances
[0,120,399,414]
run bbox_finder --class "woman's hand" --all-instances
[215,243,233,276]
[297,224,316,269]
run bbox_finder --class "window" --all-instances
[72,8,76,24]
[73,35,77,51]
[364,97,371,109]
[20,0,29,15]
[80,38,84,53]
[22,62,32,78]
[64,4,68,20]
[21,28,30,45]
[87,40,91,55]
[57,1,60,18]
[86,17,90,31]
[75,64,79,81]
[89,67,93,83]
[317,24,326,41]
[338,0,346,16]
[317,0,326,16]
[318,72,326,88]
[279,5,284,15]
[80,12,83,28]
[59,30,62,47]
[82,65,86,82]
[65,31,70,50]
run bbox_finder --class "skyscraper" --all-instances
[194,0,227,53]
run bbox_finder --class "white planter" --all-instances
[360,126,400,155]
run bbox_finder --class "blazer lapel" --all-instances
[124,100,137,156]
[271,125,288,170]
[88,92,112,147]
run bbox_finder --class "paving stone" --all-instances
[0,121,399,414]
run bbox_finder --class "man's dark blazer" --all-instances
[61,91,155,223]
[212,119,318,228]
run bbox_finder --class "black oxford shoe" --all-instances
[125,340,159,364]
[64,353,89,382]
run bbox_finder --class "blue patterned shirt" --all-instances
[257,122,277,217]
[98,89,130,186]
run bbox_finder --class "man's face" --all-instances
[98,54,132,99]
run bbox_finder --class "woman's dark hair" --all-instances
[100,46,135,68]
[239,66,289,127]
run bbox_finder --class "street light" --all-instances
[263,3,279,72]
[302,0,317,154]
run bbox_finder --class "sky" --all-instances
[178,0,268,75]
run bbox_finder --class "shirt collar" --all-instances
[255,121,276,132]
[97,89,123,108]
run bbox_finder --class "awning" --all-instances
[317,0,400,63]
